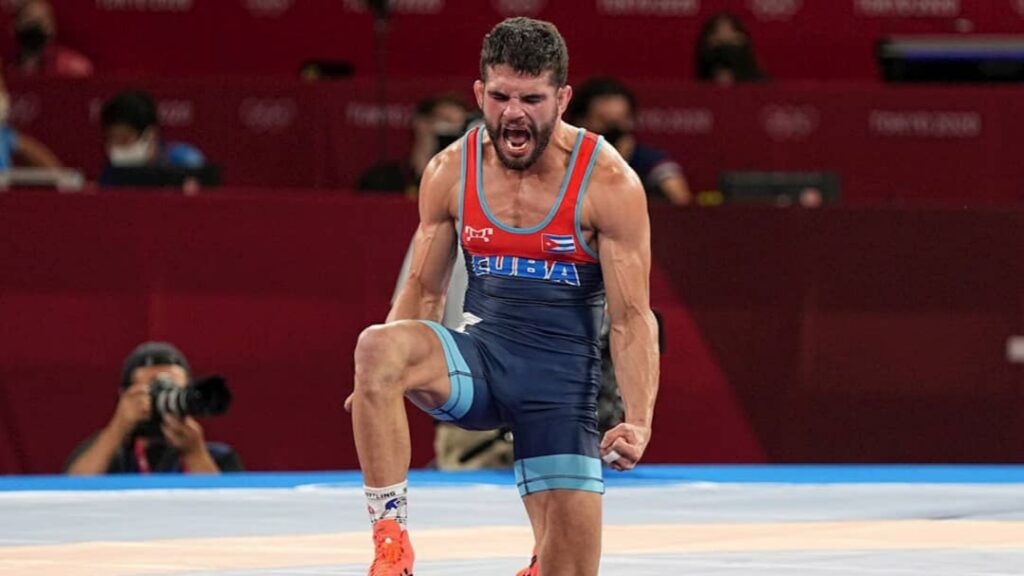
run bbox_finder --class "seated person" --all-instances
[9,0,93,78]
[568,77,692,205]
[0,75,62,169]
[358,94,471,196]
[64,342,243,474]
[98,90,206,186]
[695,12,766,86]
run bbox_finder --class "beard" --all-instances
[484,112,557,171]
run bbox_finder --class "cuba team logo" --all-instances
[472,256,580,286]
[542,233,576,254]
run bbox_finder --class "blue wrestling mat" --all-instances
[2,465,1023,575]
[3,464,1024,491]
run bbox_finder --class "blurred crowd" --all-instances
[0,0,211,191]
[0,3,791,203]
[3,4,811,475]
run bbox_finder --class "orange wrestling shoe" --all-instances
[369,519,414,576]
[515,549,539,576]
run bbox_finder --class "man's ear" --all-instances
[473,79,485,110]
[557,84,573,117]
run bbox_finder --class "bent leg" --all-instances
[351,320,450,487]
[523,490,602,576]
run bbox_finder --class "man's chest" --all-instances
[477,175,566,229]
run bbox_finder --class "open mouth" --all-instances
[502,127,532,154]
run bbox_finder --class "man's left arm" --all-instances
[163,416,220,473]
[592,164,660,471]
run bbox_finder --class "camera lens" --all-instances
[149,373,232,421]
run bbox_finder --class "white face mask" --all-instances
[108,131,154,167]
[0,93,11,125]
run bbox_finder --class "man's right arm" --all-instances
[66,382,150,475]
[386,148,461,323]
[64,425,124,475]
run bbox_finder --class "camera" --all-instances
[149,373,232,422]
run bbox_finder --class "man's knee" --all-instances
[353,324,408,396]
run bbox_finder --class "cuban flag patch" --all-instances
[542,233,576,254]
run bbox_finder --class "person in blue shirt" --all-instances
[567,77,692,205]
[98,90,205,186]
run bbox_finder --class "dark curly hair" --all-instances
[480,17,568,87]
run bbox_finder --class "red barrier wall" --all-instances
[651,207,1024,462]
[8,77,1024,205]
[0,191,420,473]
[2,191,1022,474]
[4,1,1024,81]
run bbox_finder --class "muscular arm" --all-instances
[591,160,660,470]
[386,150,460,323]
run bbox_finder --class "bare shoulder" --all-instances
[419,138,465,219]
[583,139,647,232]
[589,141,643,194]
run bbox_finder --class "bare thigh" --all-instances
[522,489,603,576]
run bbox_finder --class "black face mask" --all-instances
[702,44,762,82]
[16,24,50,53]
[602,125,632,148]
[434,132,461,154]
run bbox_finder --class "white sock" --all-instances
[364,480,408,529]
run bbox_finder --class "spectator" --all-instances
[695,12,765,86]
[568,77,692,205]
[10,0,93,78]
[0,73,61,169]
[64,342,243,475]
[98,90,206,186]
[357,93,471,196]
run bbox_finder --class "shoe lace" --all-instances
[371,533,404,574]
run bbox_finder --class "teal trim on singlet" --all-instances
[515,454,605,497]
[456,129,469,235]
[574,135,604,261]
[419,321,474,421]
[475,126,585,235]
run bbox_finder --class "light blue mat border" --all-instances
[2,465,1024,492]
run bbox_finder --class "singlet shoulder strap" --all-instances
[561,130,603,261]
[560,131,602,206]
[458,126,483,229]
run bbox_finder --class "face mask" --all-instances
[15,23,50,53]
[0,93,11,126]
[602,125,632,148]
[432,121,464,153]
[108,132,155,167]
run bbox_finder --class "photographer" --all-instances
[64,342,242,475]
